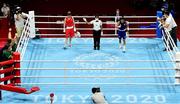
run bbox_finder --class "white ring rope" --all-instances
[33,15,157,38]
[35,15,157,37]
[16,17,31,60]
[15,82,176,86]
[164,29,179,52]
[16,18,30,52]
[15,68,174,70]
[35,27,156,31]
[35,15,157,18]
[36,34,156,37]
[35,21,156,24]
[161,28,179,68]
[162,35,174,61]
[16,75,179,78]
[18,59,174,62]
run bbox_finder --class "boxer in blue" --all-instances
[117,16,129,53]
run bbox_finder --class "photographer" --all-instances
[91,87,108,104]
[14,6,28,42]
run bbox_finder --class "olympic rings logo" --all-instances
[72,52,125,81]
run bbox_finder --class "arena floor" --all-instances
[1,38,180,104]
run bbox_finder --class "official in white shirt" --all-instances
[83,15,103,50]
[163,11,177,51]
[169,13,178,46]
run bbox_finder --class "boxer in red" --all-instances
[63,11,76,49]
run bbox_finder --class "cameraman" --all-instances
[14,7,28,42]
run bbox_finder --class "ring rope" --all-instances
[16,18,31,60]
[16,18,30,52]
[35,21,156,24]
[15,82,176,86]
[162,36,174,62]
[36,34,156,37]
[35,15,157,18]
[164,29,179,52]
[35,27,156,31]
[15,67,175,70]
[161,28,178,66]
[17,59,175,62]
[16,75,179,78]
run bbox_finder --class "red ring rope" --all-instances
[0,52,40,94]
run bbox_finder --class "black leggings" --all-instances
[93,30,101,49]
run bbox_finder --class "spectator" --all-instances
[91,87,108,104]
[10,39,17,52]
[14,6,28,42]
[1,3,10,17]
[161,0,169,10]
[0,39,12,57]
[0,38,16,62]
[0,46,7,62]
[8,28,17,52]
[115,9,120,21]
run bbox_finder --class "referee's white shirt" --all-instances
[90,19,102,31]
[169,14,177,28]
[165,14,177,32]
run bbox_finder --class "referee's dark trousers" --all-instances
[167,26,177,50]
[171,26,177,47]
[93,30,101,50]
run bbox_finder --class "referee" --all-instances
[83,15,103,50]
[162,11,177,51]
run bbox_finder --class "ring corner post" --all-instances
[29,11,36,38]
[156,11,163,38]
[13,52,21,85]
[175,52,180,85]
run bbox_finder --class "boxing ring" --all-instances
[1,11,180,103]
